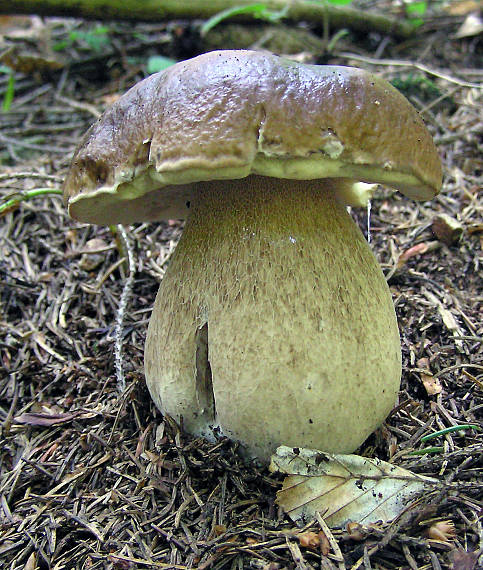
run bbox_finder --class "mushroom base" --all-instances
[145,176,401,462]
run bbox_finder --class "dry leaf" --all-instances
[396,241,440,268]
[345,522,367,541]
[450,548,481,570]
[417,357,442,396]
[426,520,456,542]
[270,446,437,528]
[297,530,330,554]
[212,524,227,536]
[22,552,37,570]
[446,1,481,15]
[76,238,110,271]
[1,47,64,74]
[454,13,483,38]
[432,214,463,245]
[420,374,442,396]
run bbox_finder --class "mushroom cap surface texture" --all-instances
[63,50,442,225]
[63,50,442,462]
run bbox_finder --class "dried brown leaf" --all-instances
[270,446,438,528]
[446,1,481,15]
[417,357,442,396]
[396,241,440,268]
[432,214,464,245]
[298,530,330,555]
[450,548,482,570]
[426,520,456,542]
[22,552,37,570]
[454,13,483,39]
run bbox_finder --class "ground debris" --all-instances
[1,6,481,569]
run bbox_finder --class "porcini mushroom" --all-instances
[63,50,442,461]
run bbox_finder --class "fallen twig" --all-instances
[3,0,416,38]
[339,53,483,89]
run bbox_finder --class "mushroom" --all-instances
[63,50,442,461]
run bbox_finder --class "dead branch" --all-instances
[4,0,415,38]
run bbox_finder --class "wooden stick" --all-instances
[4,0,415,38]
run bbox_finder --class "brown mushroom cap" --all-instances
[63,50,442,225]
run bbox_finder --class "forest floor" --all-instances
[0,2,481,569]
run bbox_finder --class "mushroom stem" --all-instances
[145,175,401,461]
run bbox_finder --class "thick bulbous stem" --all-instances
[145,175,401,461]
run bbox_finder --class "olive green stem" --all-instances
[407,447,444,456]
[0,188,62,216]
[145,176,402,461]
[420,424,481,442]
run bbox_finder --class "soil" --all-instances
[0,4,481,569]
